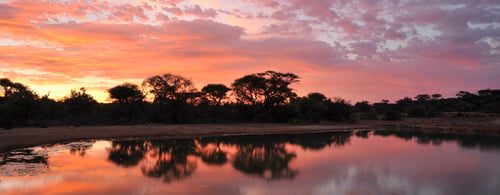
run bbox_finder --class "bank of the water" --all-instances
[1,117,499,153]
[0,123,370,153]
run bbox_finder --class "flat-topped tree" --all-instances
[142,73,197,104]
[232,71,299,106]
[202,84,230,106]
[108,83,144,104]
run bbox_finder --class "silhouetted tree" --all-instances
[200,84,231,123]
[142,73,199,123]
[293,94,353,122]
[0,79,39,128]
[293,93,329,123]
[396,97,412,113]
[231,74,266,105]
[201,84,230,106]
[231,71,299,122]
[354,101,371,112]
[63,87,98,125]
[0,78,28,97]
[258,71,300,107]
[456,91,476,100]
[307,92,327,102]
[142,73,197,103]
[325,97,353,121]
[477,89,500,113]
[431,94,442,100]
[232,71,299,106]
[108,83,144,103]
[415,94,431,102]
[455,91,477,116]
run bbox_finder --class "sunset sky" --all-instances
[1,0,499,103]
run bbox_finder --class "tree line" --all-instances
[355,89,500,120]
[1,71,499,128]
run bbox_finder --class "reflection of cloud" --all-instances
[313,164,442,195]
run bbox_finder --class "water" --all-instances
[1,131,500,195]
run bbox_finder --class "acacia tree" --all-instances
[431,94,442,100]
[142,73,199,123]
[108,83,144,103]
[258,71,300,107]
[0,78,28,97]
[231,71,299,106]
[201,84,230,106]
[142,73,197,104]
[0,79,39,128]
[415,94,431,102]
[231,75,266,105]
[63,87,98,124]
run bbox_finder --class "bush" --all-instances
[384,110,401,120]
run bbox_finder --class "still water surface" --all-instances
[1,131,500,195]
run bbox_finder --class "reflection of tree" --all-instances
[0,148,49,176]
[140,139,198,183]
[107,139,199,183]
[66,141,95,156]
[330,132,353,147]
[374,130,500,150]
[232,142,296,180]
[355,130,370,139]
[291,131,353,150]
[108,140,148,167]
[0,149,48,165]
[217,135,298,180]
[105,132,358,182]
[197,138,227,166]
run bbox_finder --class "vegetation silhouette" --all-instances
[1,71,499,128]
[108,140,148,167]
[373,130,500,150]
[140,139,198,183]
[223,135,298,180]
[355,130,370,139]
[196,137,228,165]
[201,84,230,107]
[0,148,48,165]
[0,148,49,176]
[62,87,99,126]
[289,131,353,150]
[108,83,144,104]
[200,84,230,123]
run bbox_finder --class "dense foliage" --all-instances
[1,71,499,128]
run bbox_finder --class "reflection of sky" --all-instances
[1,136,500,195]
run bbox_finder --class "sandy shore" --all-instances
[1,117,500,153]
[0,123,370,153]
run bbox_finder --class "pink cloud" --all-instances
[183,5,217,18]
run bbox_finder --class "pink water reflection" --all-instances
[1,132,499,195]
